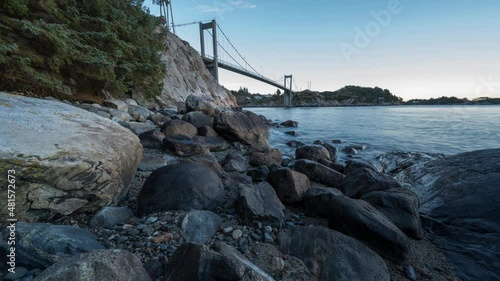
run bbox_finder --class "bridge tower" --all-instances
[200,20,219,81]
[284,75,293,107]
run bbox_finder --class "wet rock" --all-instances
[286,140,305,148]
[361,188,423,239]
[222,152,249,173]
[246,166,270,182]
[279,226,390,281]
[341,167,401,198]
[0,222,105,269]
[182,111,213,129]
[342,146,358,155]
[320,142,339,163]
[213,110,270,151]
[303,187,343,217]
[296,145,331,162]
[285,131,301,136]
[249,149,282,167]
[266,168,310,204]
[396,149,500,280]
[327,194,410,263]
[376,151,444,176]
[33,249,150,281]
[280,120,298,127]
[344,159,380,175]
[182,210,222,244]
[293,159,344,189]
[137,163,224,215]
[237,182,285,228]
[90,206,134,228]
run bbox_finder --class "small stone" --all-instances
[159,244,169,251]
[263,226,273,233]
[232,229,243,240]
[250,233,261,241]
[136,224,147,230]
[117,236,129,243]
[332,139,343,144]
[222,226,234,234]
[152,232,174,244]
[127,229,140,236]
[271,257,285,272]
[405,265,417,281]
[145,216,158,224]
[286,222,295,228]
[122,224,134,230]
[263,232,274,243]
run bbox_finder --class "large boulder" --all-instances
[396,149,500,280]
[266,168,310,204]
[327,194,410,263]
[249,149,282,167]
[303,187,343,217]
[137,163,225,215]
[279,226,390,281]
[165,242,274,281]
[0,222,105,269]
[295,145,331,162]
[162,135,210,157]
[182,111,213,129]
[33,249,151,281]
[185,95,216,116]
[0,93,142,223]
[293,159,344,189]
[341,167,401,198]
[222,152,249,173]
[161,119,198,137]
[213,110,270,151]
[361,188,423,239]
[90,206,134,228]
[237,182,285,228]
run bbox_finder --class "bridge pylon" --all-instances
[284,75,293,107]
[200,20,219,81]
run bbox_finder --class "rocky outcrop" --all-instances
[293,159,344,189]
[159,33,237,110]
[137,163,225,215]
[33,249,151,281]
[341,167,401,198]
[0,93,142,223]
[396,149,500,280]
[266,168,310,204]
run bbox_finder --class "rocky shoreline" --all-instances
[2,92,497,281]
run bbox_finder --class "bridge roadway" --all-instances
[202,55,287,91]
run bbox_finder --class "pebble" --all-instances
[223,227,234,234]
[145,216,158,224]
[136,224,147,230]
[232,229,243,240]
[286,222,295,228]
[152,233,174,244]
[405,265,417,281]
[128,229,140,236]
[264,233,274,243]
[263,226,272,233]
[271,257,285,272]
[250,233,261,241]
[117,236,129,243]
[122,224,134,230]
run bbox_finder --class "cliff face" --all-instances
[158,32,237,110]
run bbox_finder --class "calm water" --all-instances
[246,105,500,160]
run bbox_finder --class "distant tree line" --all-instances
[406,96,500,105]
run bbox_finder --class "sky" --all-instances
[144,0,500,100]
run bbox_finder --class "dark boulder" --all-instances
[395,149,500,280]
[213,110,270,151]
[313,140,338,162]
[266,168,310,204]
[344,159,380,175]
[249,149,282,167]
[361,188,423,239]
[318,158,344,173]
[185,95,216,116]
[197,125,219,137]
[163,135,209,156]
[33,249,150,281]
[285,131,301,136]
[137,163,225,215]
[237,182,285,228]
[182,111,214,129]
[303,187,343,217]
[280,120,298,127]
[90,206,134,228]
[341,167,401,198]
[279,226,390,281]
[293,159,344,189]
[327,194,410,263]
[246,166,270,182]
[0,222,105,269]
[286,140,304,148]
[192,136,230,152]
[138,129,165,149]
[295,145,331,162]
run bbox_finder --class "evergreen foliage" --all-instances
[0,0,165,99]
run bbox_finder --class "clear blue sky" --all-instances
[144,0,500,100]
